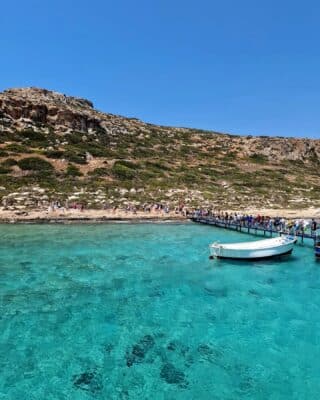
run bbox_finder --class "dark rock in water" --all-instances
[140,334,155,350]
[20,261,31,267]
[167,341,177,351]
[73,370,103,394]
[166,340,189,356]
[126,335,155,367]
[180,344,189,357]
[117,255,129,261]
[205,312,217,322]
[148,288,164,298]
[184,354,194,368]
[248,289,260,297]
[112,278,126,289]
[160,363,188,388]
[126,354,135,367]
[142,278,153,284]
[239,376,255,392]
[104,343,114,353]
[204,286,228,298]
[267,278,275,285]
[197,343,222,363]
[155,332,166,339]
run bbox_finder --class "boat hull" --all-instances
[212,249,293,261]
[209,236,297,260]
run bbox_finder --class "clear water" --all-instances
[0,223,319,400]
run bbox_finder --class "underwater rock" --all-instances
[205,312,217,322]
[160,363,188,388]
[248,289,260,297]
[20,261,32,267]
[166,340,189,356]
[73,370,103,394]
[126,335,155,367]
[148,287,165,298]
[184,354,194,368]
[104,343,114,353]
[116,255,130,262]
[167,341,176,351]
[112,278,127,289]
[197,343,222,363]
[266,278,275,285]
[204,286,228,297]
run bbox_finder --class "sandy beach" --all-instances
[0,207,319,223]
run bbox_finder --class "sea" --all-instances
[0,223,319,399]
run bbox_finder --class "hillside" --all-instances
[0,87,319,211]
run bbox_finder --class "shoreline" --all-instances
[0,209,189,224]
[0,207,319,224]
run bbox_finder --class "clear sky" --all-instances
[1,0,319,139]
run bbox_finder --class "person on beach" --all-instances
[311,219,317,233]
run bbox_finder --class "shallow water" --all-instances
[0,223,319,399]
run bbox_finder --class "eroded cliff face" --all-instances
[0,87,319,210]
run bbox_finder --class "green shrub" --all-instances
[2,158,17,167]
[88,167,109,176]
[0,166,10,174]
[66,164,82,177]
[65,132,83,144]
[64,150,87,164]
[20,128,47,142]
[0,149,9,157]
[18,157,54,172]
[84,144,111,157]
[44,150,65,159]
[117,160,137,169]
[112,161,136,180]
[249,154,268,164]
[0,130,16,142]
[5,143,31,153]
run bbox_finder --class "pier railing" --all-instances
[191,216,319,245]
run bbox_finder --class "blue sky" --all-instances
[1,0,319,138]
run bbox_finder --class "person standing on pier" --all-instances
[311,219,317,235]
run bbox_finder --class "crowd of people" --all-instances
[45,201,319,235]
[192,209,319,235]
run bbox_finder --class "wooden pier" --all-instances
[192,216,319,246]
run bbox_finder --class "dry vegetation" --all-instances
[0,87,319,210]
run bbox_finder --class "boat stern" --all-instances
[209,242,221,259]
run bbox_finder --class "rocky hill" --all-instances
[0,87,319,210]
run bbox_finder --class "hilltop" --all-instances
[0,87,319,211]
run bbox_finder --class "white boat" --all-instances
[209,235,297,260]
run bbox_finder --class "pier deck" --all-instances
[192,216,319,246]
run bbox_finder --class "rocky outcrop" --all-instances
[0,87,319,210]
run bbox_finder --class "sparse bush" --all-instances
[112,161,136,180]
[2,158,17,167]
[44,150,65,159]
[20,128,47,142]
[65,132,83,144]
[0,149,9,157]
[88,167,109,176]
[5,143,31,153]
[18,157,54,172]
[66,164,82,177]
[0,166,10,174]
[249,154,268,164]
[64,150,87,164]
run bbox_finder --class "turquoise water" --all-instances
[0,223,319,399]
